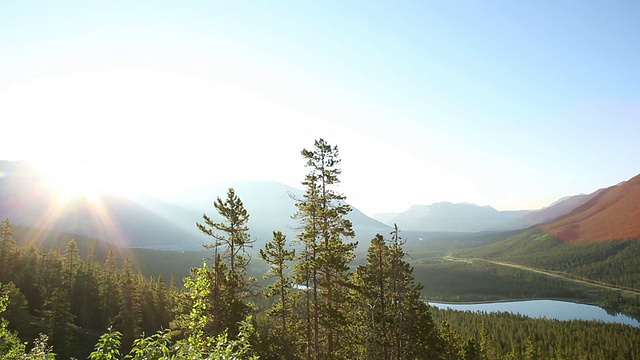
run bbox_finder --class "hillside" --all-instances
[373,202,531,232]
[521,191,602,225]
[541,173,640,242]
[0,161,391,250]
[0,161,203,249]
[453,229,640,291]
[138,180,392,250]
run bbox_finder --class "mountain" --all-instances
[521,191,603,226]
[137,180,392,249]
[373,202,532,232]
[371,212,399,225]
[0,161,202,249]
[0,161,391,250]
[541,173,640,242]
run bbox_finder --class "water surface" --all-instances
[428,299,640,327]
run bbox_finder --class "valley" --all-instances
[2,159,640,358]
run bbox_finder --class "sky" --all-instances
[1,1,639,216]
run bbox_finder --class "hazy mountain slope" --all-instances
[541,173,640,242]
[522,191,603,225]
[374,202,531,232]
[141,180,392,249]
[371,212,400,225]
[0,161,202,249]
[0,161,390,250]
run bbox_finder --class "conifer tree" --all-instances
[113,255,143,351]
[354,226,442,359]
[71,252,102,330]
[198,188,255,291]
[101,249,120,328]
[0,219,17,283]
[42,287,74,357]
[293,138,357,359]
[195,187,255,337]
[260,231,299,357]
[63,239,80,299]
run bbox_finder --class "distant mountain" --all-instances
[8,158,636,247]
[138,180,392,249]
[0,161,391,250]
[521,191,603,226]
[371,212,399,225]
[541,173,640,242]
[373,202,532,232]
[0,161,202,249]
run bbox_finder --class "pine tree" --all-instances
[113,255,143,351]
[0,219,17,283]
[101,249,120,329]
[195,187,256,337]
[260,231,299,357]
[198,188,255,291]
[42,287,74,357]
[354,234,392,359]
[63,239,79,300]
[71,252,102,330]
[293,138,357,359]
[354,226,442,359]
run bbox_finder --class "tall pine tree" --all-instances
[353,225,442,359]
[260,231,299,358]
[195,187,256,337]
[0,219,17,283]
[293,138,357,359]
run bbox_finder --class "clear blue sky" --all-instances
[1,1,639,215]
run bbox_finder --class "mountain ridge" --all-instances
[540,173,640,242]
[373,201,533,232]
[0,161,390,249]
[3,160,638,247]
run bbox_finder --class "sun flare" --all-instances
[35,161,115,203]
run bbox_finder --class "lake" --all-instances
[428,299,640,327]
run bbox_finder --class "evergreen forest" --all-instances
[1,139,639,359]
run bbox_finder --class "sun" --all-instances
[35,160,117,203]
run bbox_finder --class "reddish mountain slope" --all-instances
[521,190,603,225]
[541,173,640,242]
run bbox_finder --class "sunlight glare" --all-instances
[36,160,114,203]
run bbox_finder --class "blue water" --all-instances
[428,299,640,327]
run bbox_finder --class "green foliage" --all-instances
[432,307,640,359]
[126,330,174,360]
[0,219,174,358]
[197,187,255,290]
[0,289,56,360]
[413,259,586,302]
[259,231,299,358]
[24,334,56,360]
[0,219,17,283]
[293,138,358,359]
[0,290,26,360]
[455,229,640,290]
[89,328,122,360]
[453,230,640,316]
[112,256,143,350]
[0,282,30,340]
[352,228,443,359]
[194,188,256,339]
